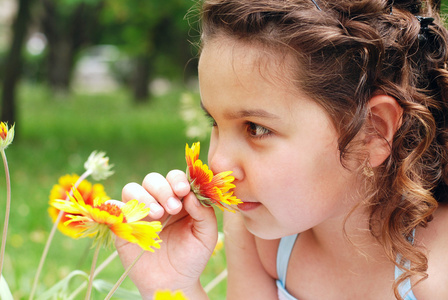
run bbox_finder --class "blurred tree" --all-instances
[1,0,36,125]
[99,0,197,102]
[40,0,103,94]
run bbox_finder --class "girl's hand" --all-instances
[116,170,217,299]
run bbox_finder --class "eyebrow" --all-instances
[200,101,280,120]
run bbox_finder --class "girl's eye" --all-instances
[246,122,272,138]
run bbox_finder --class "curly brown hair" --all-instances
[198,0,448,298]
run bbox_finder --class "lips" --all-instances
[237,201,261,211]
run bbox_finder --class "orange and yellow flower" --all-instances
[185,142,242,212]
[0,122,14,150]
[154,290,188,300]
[51,188,162,250]
[48,174,110,238]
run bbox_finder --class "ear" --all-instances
[365,94,403,167]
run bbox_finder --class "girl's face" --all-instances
[199,38,360,239]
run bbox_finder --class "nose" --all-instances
[207,136,244,181]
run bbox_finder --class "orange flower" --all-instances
[185,142,241,212]
[51,188,162,250]
[48,174,110,238]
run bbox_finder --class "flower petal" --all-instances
[50,199,83,215]
[111,221,162,251]
[121,199,150,223]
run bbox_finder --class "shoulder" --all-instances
[414,204,448,299]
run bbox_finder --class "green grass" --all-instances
[0,83,226,299]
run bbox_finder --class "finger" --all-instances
[122,182,164,219]
[166,169,191,199]
[183,192,218,254]
[142,172,183,215]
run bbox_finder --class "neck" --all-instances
[305,205,389,266]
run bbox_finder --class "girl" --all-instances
[116,0,448,299]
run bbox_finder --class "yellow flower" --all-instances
[48,174,110,238]
[84,151,114,181]
[185,142,242,212]
[51,188,162,250]
[154,290,188,300]
[0,122,14,150]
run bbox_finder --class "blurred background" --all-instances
[0,0,199,115]
[0,0,222,299]
[0,0,447,299]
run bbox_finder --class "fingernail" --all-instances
[149,203,163,215]
[167,197,181,211]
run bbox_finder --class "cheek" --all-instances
[253,143,351,209]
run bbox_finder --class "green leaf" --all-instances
[0,275,14,300]
[92,279,141,299]
[36,270,88,300]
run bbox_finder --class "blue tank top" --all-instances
[276,234,417,300]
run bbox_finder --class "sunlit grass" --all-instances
[0,83,226,299]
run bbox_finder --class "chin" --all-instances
[243,220,284,240]
[244,218,305,240]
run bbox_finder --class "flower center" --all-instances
[97,203,126,221]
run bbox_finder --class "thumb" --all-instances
[183,192,218,252]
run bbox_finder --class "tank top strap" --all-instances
[276,233,299,285]
[395,229,418,300]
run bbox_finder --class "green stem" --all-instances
[0,150,11,278]
[204,268,227,293]
[85,242,101,300]
[104,249,145,300]
[29,169,92,300]
[67,250,118,300]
